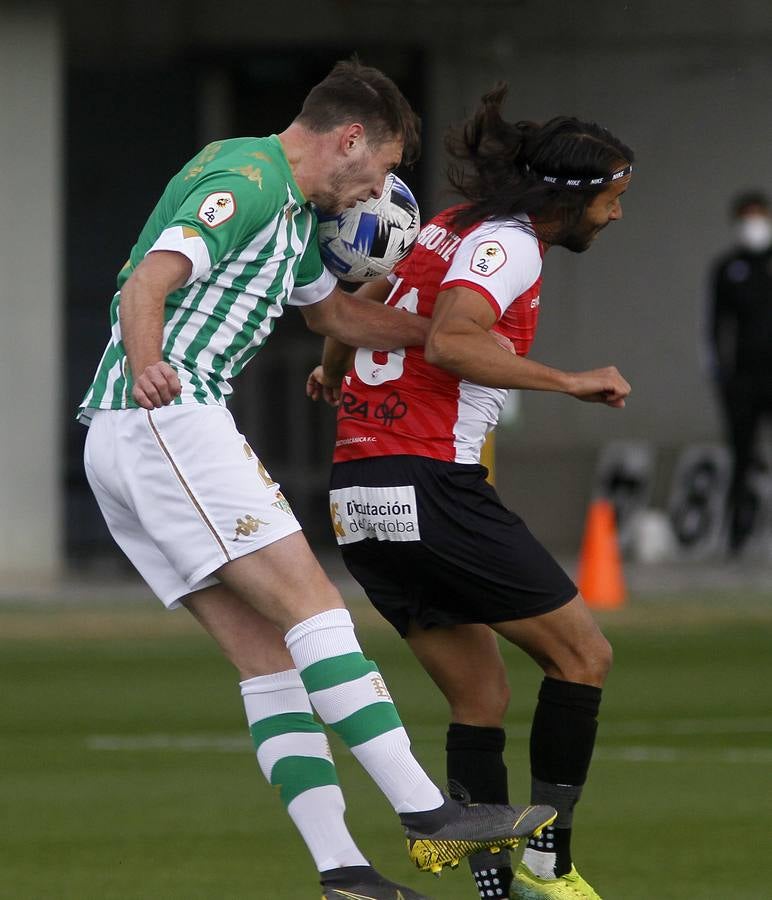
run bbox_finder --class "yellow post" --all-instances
[481,432,495,485]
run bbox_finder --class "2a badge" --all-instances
[470,240,507,276]
[197,191,236,228]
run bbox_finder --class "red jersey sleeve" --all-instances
[441,218,542,317]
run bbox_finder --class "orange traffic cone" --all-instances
[576,499,626,609]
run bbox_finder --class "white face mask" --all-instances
[735,214,772,252]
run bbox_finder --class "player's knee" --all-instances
[588,633,613,684]
[572,632,613,686]
[449,671,510,725]
[543,633,612,687]
[486,678,511,722]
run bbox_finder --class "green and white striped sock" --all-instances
[285,609,444,814]
[241,669,368,872]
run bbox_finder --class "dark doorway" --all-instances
[64,45,426,566]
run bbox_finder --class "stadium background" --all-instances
[1,2,770,898]
[3,0,772,574]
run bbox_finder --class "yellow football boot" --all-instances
[511,862,601,899]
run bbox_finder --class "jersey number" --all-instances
[353,283,419,385]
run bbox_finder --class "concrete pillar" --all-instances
[0,5,63,580]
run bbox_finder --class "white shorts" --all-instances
[83,404,302,608]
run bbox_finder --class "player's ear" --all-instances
[340,123,365,156]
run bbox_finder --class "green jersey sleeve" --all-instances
[288,217,337,306]
[163,171,285,273]
[293,216,325,288]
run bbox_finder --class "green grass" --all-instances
[1,593,770,899]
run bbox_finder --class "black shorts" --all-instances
[330,455,577,637]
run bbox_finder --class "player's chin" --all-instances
[328,197,357,214]
[314,198,341,216]
[562,234,594,254]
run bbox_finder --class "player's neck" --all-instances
[277,123,333,204]
[529,217,561,249]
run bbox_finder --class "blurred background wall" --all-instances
[1,0,771,577]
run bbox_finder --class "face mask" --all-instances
[736,214,772,252]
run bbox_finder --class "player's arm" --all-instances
[306,276,395,404]
[303,277,429,406]
[350,276,396,306]
[324,276,395,376]
[301,280,426,348]
[305,338,354,406]
[426,286,631,407]
[119,250,189,409]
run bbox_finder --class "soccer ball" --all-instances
[317,173,420,283]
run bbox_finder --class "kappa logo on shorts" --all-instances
[234,514,269,538]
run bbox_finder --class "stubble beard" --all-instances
[560,222,607,254]
[315,158,367,215]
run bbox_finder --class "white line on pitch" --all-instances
[600,716,772,736]
[594,746,772,764]
[409,712,772,740]
[408,716,772,740]
[86,735,772,764]
[87,734,249,752]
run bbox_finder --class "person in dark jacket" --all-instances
[708,190,772,553]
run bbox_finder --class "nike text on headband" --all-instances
[527,164,633,188]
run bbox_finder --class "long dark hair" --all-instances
[445,83,633,234]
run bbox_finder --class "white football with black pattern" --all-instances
[317,174,420,283]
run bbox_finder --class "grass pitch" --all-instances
[1,591,770,899]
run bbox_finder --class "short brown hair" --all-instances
[296,58,421,166]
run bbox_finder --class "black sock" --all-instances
[525,677,602,877]
[446,723,512,898]
[446,722,509,802]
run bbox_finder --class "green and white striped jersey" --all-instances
[78,135,335,423]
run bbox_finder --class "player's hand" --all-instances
[306,365,342,407]
[566,366,631,408]
[131,361,182,409]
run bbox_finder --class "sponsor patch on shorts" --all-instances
[329,485,420,545]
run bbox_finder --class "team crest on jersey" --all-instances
[470,240,507,277]
[197,191,236,228]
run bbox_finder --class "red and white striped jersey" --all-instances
[333,207,544,465]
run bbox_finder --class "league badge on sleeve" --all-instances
[470,240,507,277]
[197,191,237,228]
